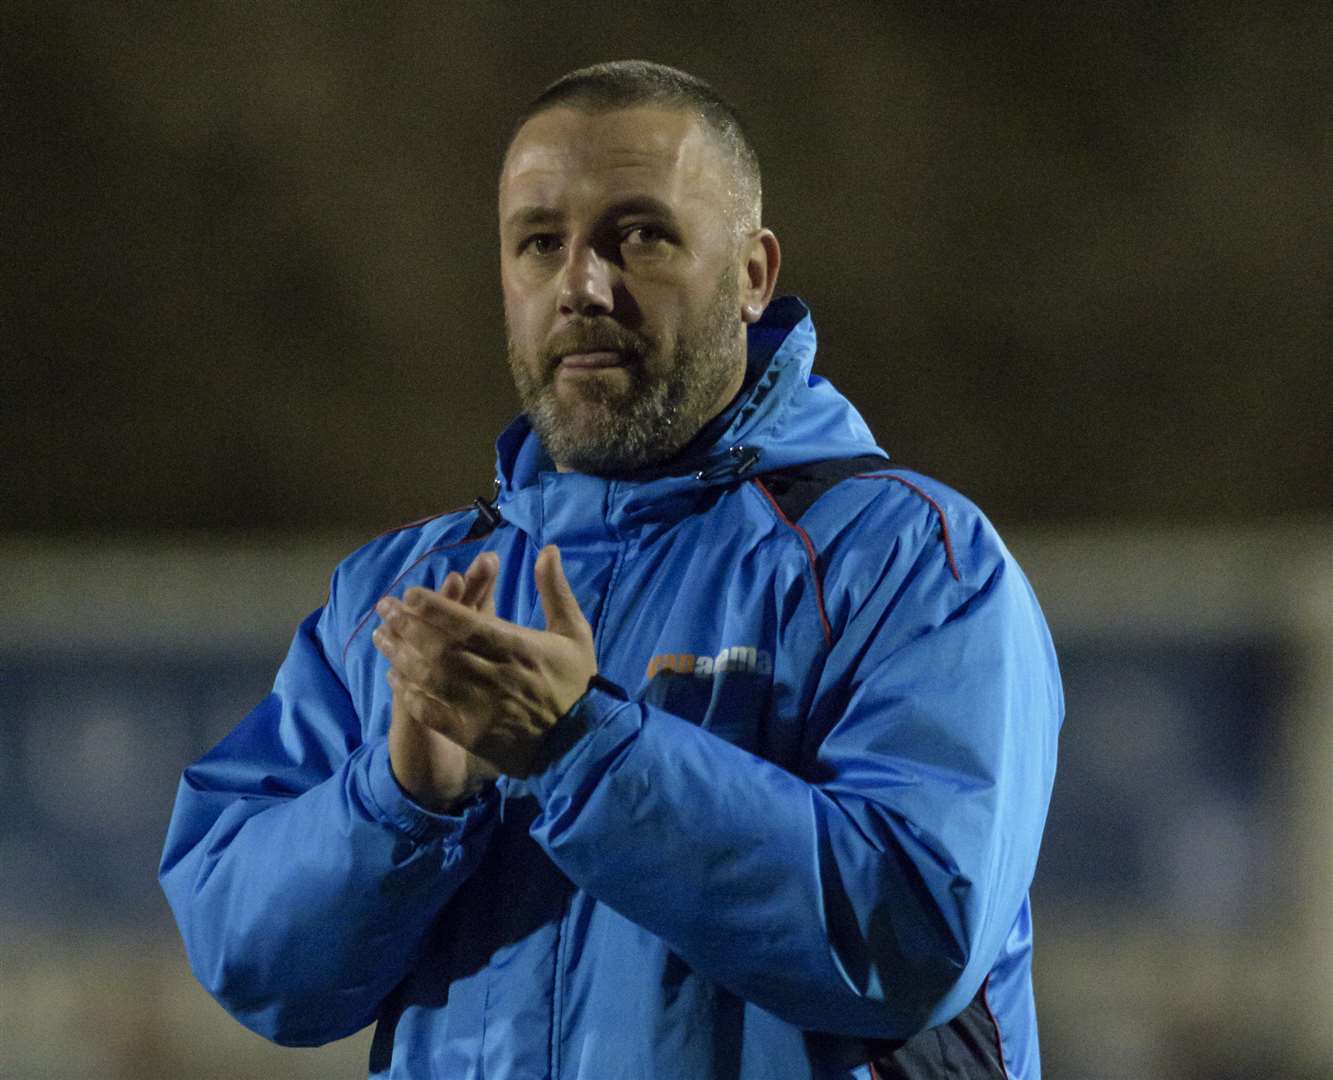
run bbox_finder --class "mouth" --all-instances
[556,350,628,371]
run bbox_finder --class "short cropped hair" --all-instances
[507,60,763,235]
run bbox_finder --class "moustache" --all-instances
[542,323,648,367]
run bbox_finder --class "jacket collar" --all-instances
[491,297,882,542]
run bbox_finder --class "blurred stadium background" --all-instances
[4,3,1330,1078]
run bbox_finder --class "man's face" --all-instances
[499,106,749,475]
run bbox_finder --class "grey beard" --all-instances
[516,346,736,474]
[522,364,689,474]
[507,285,742,476]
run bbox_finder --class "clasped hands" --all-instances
[372,544,597,813]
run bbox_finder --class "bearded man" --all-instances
[161,61,1062,1080]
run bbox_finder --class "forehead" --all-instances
[499,106,731,221]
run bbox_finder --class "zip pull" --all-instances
[695,444,761,482]
[472,481,503,529]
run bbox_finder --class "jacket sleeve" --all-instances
[158,597,499,1046]
[524,503,1061,1040]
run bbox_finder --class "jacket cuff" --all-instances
[362,739,497,844]
[526,677,638,807]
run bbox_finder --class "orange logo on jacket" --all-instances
[646,646,773,680]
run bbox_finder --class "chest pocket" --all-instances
[637,454,892,765]
[643,645,777,751]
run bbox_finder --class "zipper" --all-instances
[548,537,624,1079]
[694,444,761,483]
[472,480,503,531]
[549,893,569,1080]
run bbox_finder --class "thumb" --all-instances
[536,545,590,640]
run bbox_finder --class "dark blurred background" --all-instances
[6,2,1329,535]
[3,3,1330,1078]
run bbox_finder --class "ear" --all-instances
[740,229,781,325]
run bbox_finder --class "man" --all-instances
[161,61,1062,1080]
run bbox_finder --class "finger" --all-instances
[374,619,460,692]
[375,622,442,689]
[440,571,465,602]
[461,552,499,615]
[389,592,523,663]
[372,619,398,659]
[378,611,509,706]
[398,576,460,609]
[535,545,591,642]
[399,587,479,636]
[378,602,460,668]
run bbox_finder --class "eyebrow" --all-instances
[504,206,564,232]
[503,196,681,234]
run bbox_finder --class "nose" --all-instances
[557,242,615,317]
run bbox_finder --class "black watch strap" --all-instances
[586,673,628,700]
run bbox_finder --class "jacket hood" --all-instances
[492,296,885,541]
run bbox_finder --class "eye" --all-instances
[622,224,671,249]
[520,233,562,257]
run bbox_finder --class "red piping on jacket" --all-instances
[340,526,481,664]
[854,471,962,582]
[751,478,834,648]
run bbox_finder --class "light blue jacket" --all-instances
[160,298,1062,1079]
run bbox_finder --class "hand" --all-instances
[373,544,597,789]
[377,552,502,813]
